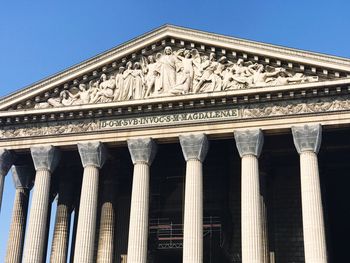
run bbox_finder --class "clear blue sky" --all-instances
[1,0,350,261]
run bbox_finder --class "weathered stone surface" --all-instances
[179,133,208,162]
[78,141,107,168]
[292,124,322,154]
[12,165,35,190]
[234,129,264,157]
[127,138,156,165]
[0,149,15,176]
[30,145,60,172]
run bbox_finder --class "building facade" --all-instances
[0,25,349,262]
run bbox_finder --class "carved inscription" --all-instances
[100,109,238,130]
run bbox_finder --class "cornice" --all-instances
[167,25,350,67]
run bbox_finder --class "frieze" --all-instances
[241,96,350,118]
[0,119,98,139]
[32,46,319,110]
[1,95,350,139]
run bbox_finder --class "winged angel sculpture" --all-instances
[35,46,318,108]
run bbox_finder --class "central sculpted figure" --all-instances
[158,46,178,94]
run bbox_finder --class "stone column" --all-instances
[0,149,15,213]
[259,170,269,263]
[50,171,75,263]
[74,142,107,263]
[5,165,34,263]
[69,202,79,263]
[22,146,60,263]
[292,124,327,263]
[97,164,118,263]
[180,133,209,263]
[234,129,264,263]
[126,138,156,263]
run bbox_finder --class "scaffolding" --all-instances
[149,216,222,250]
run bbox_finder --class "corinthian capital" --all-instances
[127,138,157,165]
[30,145,60,172]
[234,129,264,158]
[12,165,35,190]
[179,133,209,162]
[78,141,107,168]
[292,124,322,154]
[0,149,15,176]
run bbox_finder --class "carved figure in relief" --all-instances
[270,71,319,86]
[48,90,75,107]
[250,64,284,86]
[121,61,134,100]
[71,84,91,105]
[158,46,178,94]
[170,49,196,94]
[194,53,222,93]
[90,74,116,103]
[222,67,249,90]
[191,49,202,73]
[154,53,163,94]
[114,66,125,101]
[87,79,100,102]
[132,62,145,100]
[143,55,160,98]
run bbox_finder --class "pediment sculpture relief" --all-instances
[35,46,319,109]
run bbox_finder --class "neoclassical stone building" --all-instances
[0,25,349,263]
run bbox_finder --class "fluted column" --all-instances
[22,146,60,263]
[5,165,34,263]
[97,166,118,263]
[74,142,107,263]
[50,171,74,263]
[292,124,327,263]
[259,170,269,263]
[234,129,264,263]
[126,138,156,263]
[0,149,15,213]
[69,202,80,263]
[180,133,209,263]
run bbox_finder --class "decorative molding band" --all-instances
[1,95,350,139]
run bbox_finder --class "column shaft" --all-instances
[97,202,115,263]
[0,174,4,213]
[261,196,269,263]
[22,169,51,263]
[241,155,263,263]
[183,159,203,263]
[50,202,71,263]
[73,166,99,263]
[69,206,79,263]
[127,163,150,263]
[96,173,118,263]
[5,188,30,263]
[180,133,208,263]
[292,124,327,262]
[0,149,15,214]
[300,151,327,263]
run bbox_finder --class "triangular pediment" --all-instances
[1,24,350,112]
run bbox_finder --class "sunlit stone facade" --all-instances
[1,25,350,262]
